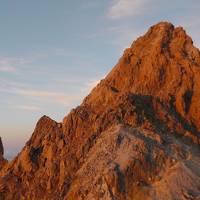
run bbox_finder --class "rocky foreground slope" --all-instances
[0,22,200,200]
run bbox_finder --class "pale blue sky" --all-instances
[0,0,200,158]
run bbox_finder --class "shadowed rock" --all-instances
[0,137,7,170]
[0,137,4,156]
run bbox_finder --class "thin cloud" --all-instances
[0,80,81,106]
[86,25,143,53]
[108,0,150,19]
[0,56,31,73]
[86,79,101,91]
[15,105,40,111]
[15,88,63,98]
[0,48,70,73]
[0,56,35,73]
[13,88,80,106]
[81,78,103,94]
[107,26,144,50]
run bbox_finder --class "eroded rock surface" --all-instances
[0,22,200,200]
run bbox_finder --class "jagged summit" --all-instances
[0,22,200,200]
[83,21,200,134]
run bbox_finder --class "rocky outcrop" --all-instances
[66,125,200,200]
[0,138,7,171]
[0,137,4,156]
[0,116,65,199]
[0,22,200,200]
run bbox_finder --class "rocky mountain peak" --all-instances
[83,21,200,133]
[0,22,200,200]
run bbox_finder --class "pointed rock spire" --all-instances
[0,137,4,156]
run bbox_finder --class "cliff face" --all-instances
[0,22,200,200]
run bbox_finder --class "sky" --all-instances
[0,0,200,159]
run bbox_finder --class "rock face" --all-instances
[0,138,7,171]
[0,22,200,200]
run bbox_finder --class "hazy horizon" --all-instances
[1,0,200,159]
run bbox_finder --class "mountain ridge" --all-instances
[0,21,200,200]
